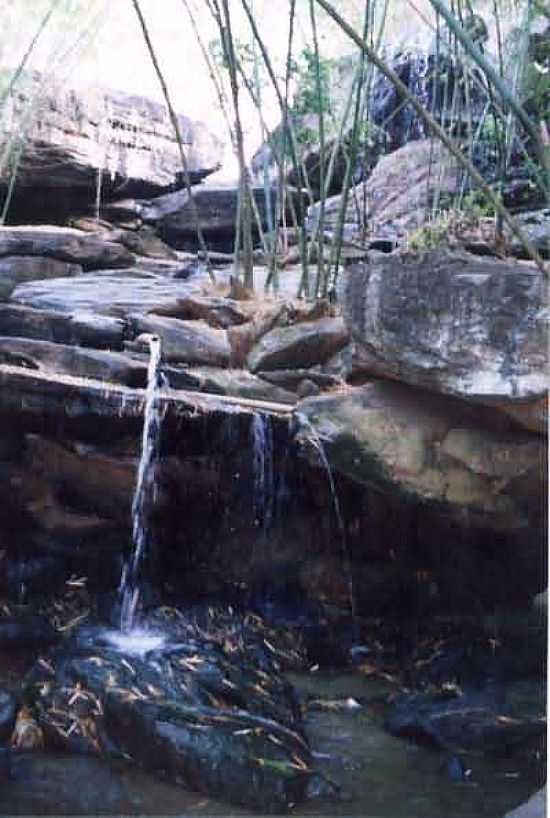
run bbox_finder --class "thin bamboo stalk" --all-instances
[314,0,547,275]
[131,0,215,283]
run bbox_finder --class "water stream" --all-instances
[118,334,164,634]
[296,414,356,622]
[251,412,275,534]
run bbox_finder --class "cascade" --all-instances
[118,333,164,633]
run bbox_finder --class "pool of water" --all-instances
[0,655,542,817]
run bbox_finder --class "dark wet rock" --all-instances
[1,73,223,218]
[163,366,295,404]
[0,337,146,386]
[0,226,135,270]
[22,610,312,812]
[384,688,546,754]
[0,690,16,742]
[0,256,82,301]
[248,317,349,373]
[0,304,125,349]
[0,615,58,650]
[129,314,231,367]
[439,754,467,781]
[1,754,135,816]
[295,381,546,530]
[11,268,225,317]
[343,250,548,434]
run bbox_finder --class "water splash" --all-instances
[296,413,356,620]
[251,412,274,534]
[119,334,163,632]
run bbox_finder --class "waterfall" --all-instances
[251,412,275,534]
[296,414,356,621]
[119,334,163,632]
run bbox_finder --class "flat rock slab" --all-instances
[153,293,252,328]
[0,337,146,387]
[343,250,548,433]
[248,317,349,373]
[0,303,125,349]
[0,255,82,301]
[10,269,219,317]
[165,366,296,404]
[295,380,546,529]
[129,314,231,367]
[0,226,135,270]
[0,364,291,444]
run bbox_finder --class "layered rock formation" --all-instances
[1,72,223,223]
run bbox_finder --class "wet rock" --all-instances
[0,338,146,386]
[343,250,548,433]
[248,317,349,373]
[11,269,223,317]
[0,256,82,301]
[23,610,312,812]
[1,755,135,815]
[385,688,545,754]
[129,314,230,367]
[508,208,550,259]
[0,226,135,270]
[0,690,16,742]
[0,304,125,350]
[0,615,58,650]
[295,380,546,530]
[1,73,223,218]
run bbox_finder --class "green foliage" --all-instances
[290,46,334,117]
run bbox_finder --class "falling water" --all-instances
[119,334,163,632]
[251,412,275,534]
[296,414,356,621]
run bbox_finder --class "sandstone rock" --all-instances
[0,304,125,349]
[0,337,146,386]
[129,314,230,367]
[1,73,223,212]
[152,293,251,328]
[164,366,295,404]
[0,226,135,269]
[0,255,82,301]
[295,381,546,529]
[308,140,461,240]
[248,317,349,373]
[343,250,548,433]
[11,268,224,317]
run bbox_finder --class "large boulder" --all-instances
[308,140,461,240]
[295,380,546,530]
[247,317,349,373]
[342,250,548,433]
[1,72,223,221]
[129,314,231,367]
